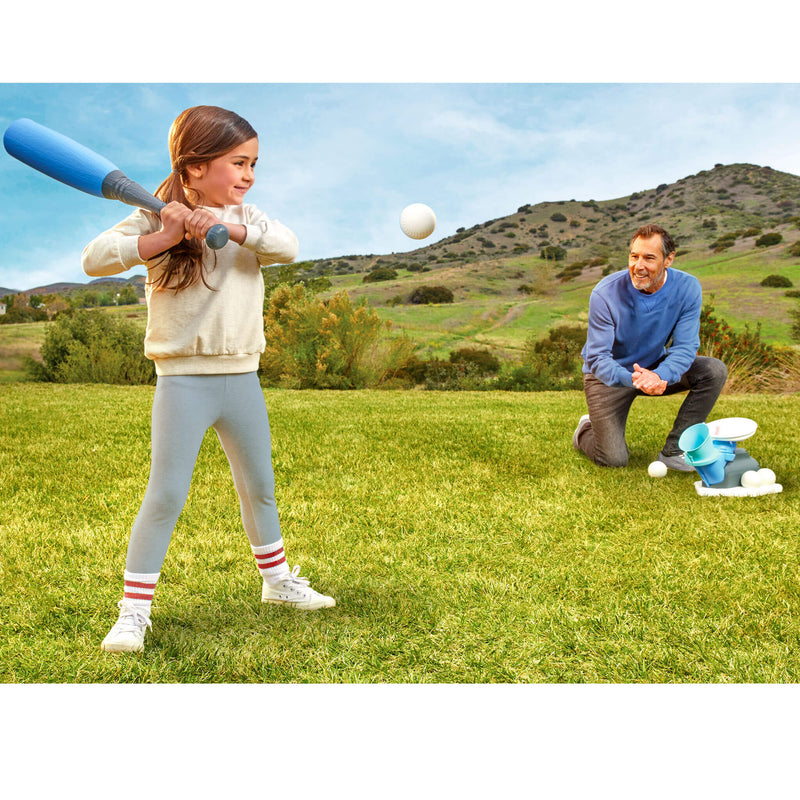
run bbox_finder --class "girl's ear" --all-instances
[185,162,206,182]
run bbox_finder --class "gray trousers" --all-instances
[126,372,281,574]
[576,356,728,467]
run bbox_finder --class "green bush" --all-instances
[540,245,567,261]
[409,286,454,305]
[423,359,488,391]
[26,309,155,384]
[522,325,586,383]
[550,212,567,222]
[449,348,500,374]
[756,232,783,247]
[699,298,781,375]
[363,267,397,283]
[787,241,800,257]
[0,306,48,325]
[760,274,793,288]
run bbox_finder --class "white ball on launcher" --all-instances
[757,468,776,486]
[648,460,668,478]
[740,470,762,488]
[400,203,437,239]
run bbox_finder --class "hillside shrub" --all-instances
[756,232,783,247]
[26,309,155,385]
[363,267,397,283]
[409,286,454,305]
[260,284,417,389]
[760,274,793,288]
[550,212,567,222]
[540,245,567,261]
[787,242,800,257]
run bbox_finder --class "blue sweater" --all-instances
[581,268,702,388]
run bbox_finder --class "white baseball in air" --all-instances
[757,468,776,486]
[740,470,762,488]
[400,203,437,239]
[648,460,668,478]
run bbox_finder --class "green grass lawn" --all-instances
[1,384,798,683]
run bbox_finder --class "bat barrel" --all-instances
[4,117,118,198]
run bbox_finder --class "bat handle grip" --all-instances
[101,170,230,249]
[205,224,229,250]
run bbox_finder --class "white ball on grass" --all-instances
[648,460,668,478]
[740,470,763,488]
[757,468,776,486]
[400,203,437,239]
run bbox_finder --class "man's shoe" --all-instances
[262,565,336,610]
[657,450,695,472]
[573,414,591,450]
[101,601,152,653]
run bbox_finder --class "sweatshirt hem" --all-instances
[153,353,261,376]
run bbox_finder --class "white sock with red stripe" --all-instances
[251,540,291,585]
[122,570,159,614]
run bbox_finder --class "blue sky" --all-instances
[3,82,800,292]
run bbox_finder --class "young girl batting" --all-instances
[82,105,335,654]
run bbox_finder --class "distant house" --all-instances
[0,303,6,315]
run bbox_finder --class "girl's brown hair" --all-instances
[150,106,258,291]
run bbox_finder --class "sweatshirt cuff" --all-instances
[119,235,146,268]
[241,219,299,264]
[242,223,264,251]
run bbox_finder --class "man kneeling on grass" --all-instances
[573,223,728,470]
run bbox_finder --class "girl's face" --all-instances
[186,137,259,207]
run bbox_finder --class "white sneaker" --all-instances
[262,565,336,610]
[100,601,152,653]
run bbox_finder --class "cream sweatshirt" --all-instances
[81,204,298,376]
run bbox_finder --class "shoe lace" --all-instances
[284,565,311,588]
[116,601,152,632]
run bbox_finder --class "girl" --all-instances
[82,105,335,654]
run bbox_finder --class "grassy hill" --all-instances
[301,162,800,357]
[3,162,800,378]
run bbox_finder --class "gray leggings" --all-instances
[126,372,281,574]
